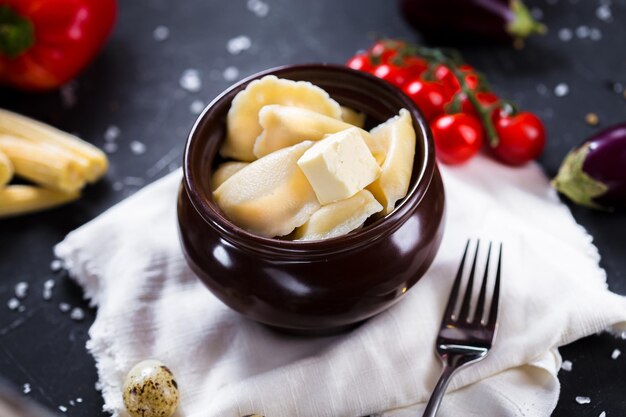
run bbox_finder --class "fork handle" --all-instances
[421,364,456,417]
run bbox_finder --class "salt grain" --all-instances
[576,25,590,39]
[7,298,19,310]
[60,82,78,109]
[180,69,202,93]
[104,125,120,142]
[599,412,606,417]
[69,400,75,406]
[247,0,270,17]
[589,28,602,41]
[223,66,239,82]
[531,7,543,20]
[130,141,147,155]
[76,398,83,403]
[70,307,85,321]
[22,383,31,394]
[576,396,591,405]
[612,82,623,94]
[536,83,548,95]
[153,25,170,42]
[596,4,612,22]
[554,83,569,97]
[561,360,573,371]
[611,348,621,359]
[50,259,64,272]
[59,405,67,412]
[18,305,25,312]
[227,35,251,55]
[59,302,71,313]
[113,181,124,191]
[103,142,118,154]
[43,279,55,300]
[15,282,28,299]
[558,28,573,42]
[190,100,204,115]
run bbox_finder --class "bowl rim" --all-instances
[183,63,436,254]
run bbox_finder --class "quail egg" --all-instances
[123,359,179,417]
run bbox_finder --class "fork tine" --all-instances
[487,243,502,329]
[458,240,480,322]
[473,241,492,325]
[443,239,470,322]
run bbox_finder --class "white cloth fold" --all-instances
[55,155,626,417]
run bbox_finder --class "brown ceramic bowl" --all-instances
[178,64,445,334]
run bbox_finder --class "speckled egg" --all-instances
[123,359,180,417]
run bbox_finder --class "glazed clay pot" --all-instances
[178,64,445,333]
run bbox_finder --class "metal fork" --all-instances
[422,240,502,417]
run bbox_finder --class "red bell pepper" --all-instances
[0,0,117,91]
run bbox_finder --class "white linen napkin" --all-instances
[55,155,626,417]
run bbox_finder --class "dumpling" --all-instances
[253,105,385,163]
[211,162,249,190]
[366,109,416,215]
[221,76,342,161]
[293,190,383,241]
[340,106,366,128]
[214,141,320,237]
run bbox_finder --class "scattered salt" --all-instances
[558,28,573,42]
[227,35,251,55]
[576,396,591,405]
[589,28,602,41]
[7,298,19,310]
[611,348,621,359]
[50,259,64,272]
[104,125,120,142]
[70,307,85,321]
[622,331,626,339]
[247,0,270,17]
[59,405,67,412]
[554,83,569,97]
[15,282,28,299]
[123,177,145,187]
[153,25,170,42]
[130,141,147,155]
[190,99,205,115]
[531,7,543,20]
[59,302,71,313]
[69,400,75,406]
[536,83,548,95]
[112,181,124,191]
[596,4,612,22]
[43,279,55,300]
[103,142,118,154]
[60,82,78,109]
[76,398,83,403]
[575,25,590,39]
[561,360,573,371]
[22,383,31,394]
[599,412,606,417]
[180,69,202,93]
[223,66,239,82]
[17,305,25,312]
[612,82,623,94]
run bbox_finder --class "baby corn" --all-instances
[0,108,108,182]
[0,185,79,218]
[0,149,13,186]
[0,135,86,193]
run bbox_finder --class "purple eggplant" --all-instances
[552,123,626,210]
[399,0,546,44]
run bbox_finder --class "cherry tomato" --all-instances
[403,79,448,121]
[346,53,372,73]
[492,111,546,165]
[460,92,500,117]
[432,114,484,165]
[369,40,404,63]
[434,65,480,97]
[372,63,412,87]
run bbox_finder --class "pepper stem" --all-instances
[507,0,547,42]
[0,5,35,58]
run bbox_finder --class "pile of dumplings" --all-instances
[212,75,416,241]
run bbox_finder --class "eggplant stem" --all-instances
[507,0,547,41]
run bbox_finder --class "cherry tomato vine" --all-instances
[347,39,546,166]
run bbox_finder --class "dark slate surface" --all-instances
[1,0,625,415]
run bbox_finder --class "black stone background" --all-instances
[0,0,625,415]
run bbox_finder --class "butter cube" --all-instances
[297,128,381,204]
